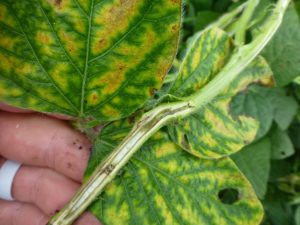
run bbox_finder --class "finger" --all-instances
[0,201,101,225]
[0,102,74,120]
[0,112,91,182]
[11,166,101,224]
[45,112,75,120]
[0,157,5,166]
[12,165,80,216]
[0,200,49,225]
[74,212,102,225]
[0,102,32,113]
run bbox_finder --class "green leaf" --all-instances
[262,182,295,225]
[230,85,274,140]
[266,88,298,130]
[295,206,300,225]
[289,121,300,149]
[168,56,273,159]
[0,0,181,122]
[269,159,292,182]
[269,125,295,160]
[194,11,221,31]
[189,0,213,11]
[87,131,263,225]
[230,87,298,140]
[263,195,294,225]
[231,137,271,199]
[261,2,300,86]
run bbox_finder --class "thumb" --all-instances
[0,102,74,120]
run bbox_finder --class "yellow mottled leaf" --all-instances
[87,130,263,225]
[168,27,273,158]
[0,0,181,122]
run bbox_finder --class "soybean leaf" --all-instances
[167,27,273,159]
[289,121,300,149]
[263,189,294,225]
[87,130,263,225]
[269,159,293,182]
[231,87,298,141]
[169,28,234,97]
[266,88,298,130]
[194,11,221,31]
[231,137,271,199]
[0,0,181,122]
[269,125,295,160]
[230,85,274,140]
[295,206,300,225]
[261,2,300,86]
[189,0,213,11]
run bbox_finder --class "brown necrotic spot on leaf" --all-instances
[91,0,142,56]
[170,0,181,5]
[97,38,107,50]
[98,70,125,95]
[149,88,157,96]
[171,24,180,33]
[92,93,98,101]
[59,32,78,54]
[36,32,51,45]
[48,0,69,12]
[86,92,100,106]
[119,65,125,71]
[55,0,62,7]
[128,111,139,124]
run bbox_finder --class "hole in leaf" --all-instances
[149,88,157,96]
[218,188,240,205]
[281,151,285,155]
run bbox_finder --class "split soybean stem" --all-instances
[235,0,259,45]
[47,0,289,224]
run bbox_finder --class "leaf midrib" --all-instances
[80,0,94,116]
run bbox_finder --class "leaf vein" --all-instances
[9,2,79,113]
[37,1,85,78]
[88,2,153,63]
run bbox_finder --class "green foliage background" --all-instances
[180,0,300,224]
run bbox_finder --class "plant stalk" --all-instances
[235,0,259,45]
[48,0,290,224]
[209,1,248,30]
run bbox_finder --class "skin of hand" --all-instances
[0,103,102,225]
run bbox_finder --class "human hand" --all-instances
[0,103,101,225]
